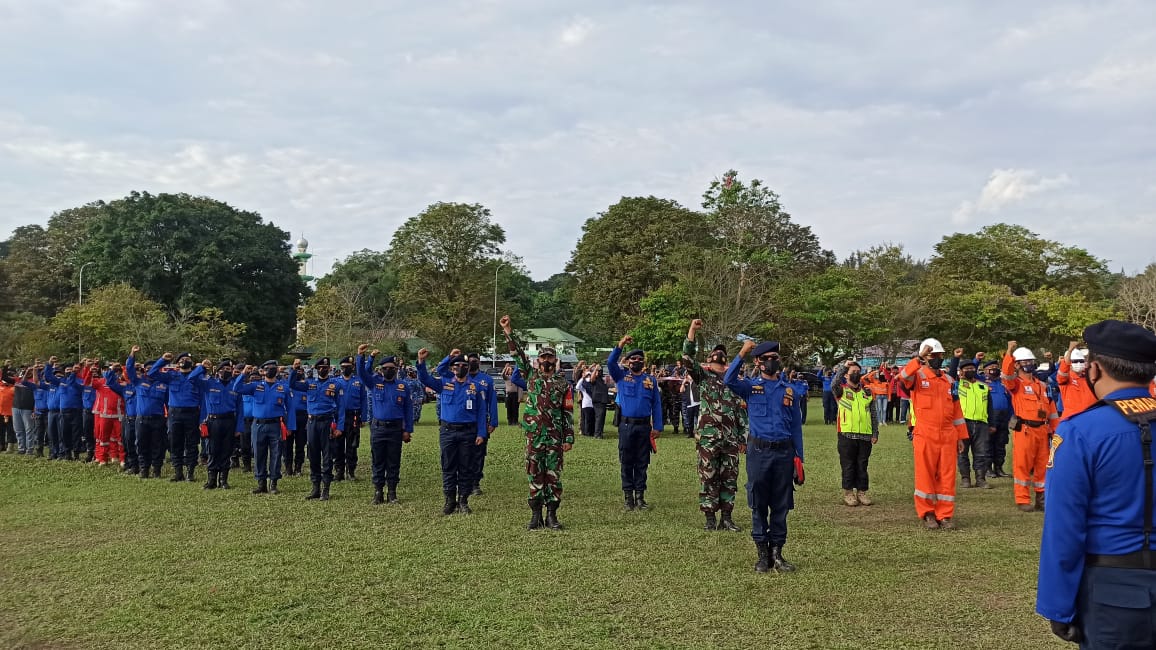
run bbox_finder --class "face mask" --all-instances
[926,357,944,370]
[1020,363,1036,375]
[761,359,782,375]
[1087,363,1101,397]
[1071,362,1086,373]
[468,360,480,373]
[848,371,862,383]
[317,367,330,378]
[539,360,555,373]
[218,370,232,381]
[454,366,469,379]
[963,370,977,380]
[264,368,278,379]
[341,366,353,377]
[629,360,644,372]
[382,368,398,381]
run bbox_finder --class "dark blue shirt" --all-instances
[416,362,488,436]
[605,347,664,428]
[289,370,347,431]
[199,374,244,417]
[234,377,291,420]
[43,365,83,410]
[723,356,805,461]
[147,359,204,409]
[359,355,413,431]
[126,357,168,417]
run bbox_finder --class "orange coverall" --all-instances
[1001,354,1059,504]
[900,357,969,521]
[84,369,125,464]
[1056,357,1097,418]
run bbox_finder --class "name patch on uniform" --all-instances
[642,378,653,390]
[751,385,765,394]
[1112,397,1156,417]
[1047,433,1063,469]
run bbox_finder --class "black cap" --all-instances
[625,349,645,359]
[315,357,331,367]
[176,352,191,362]
[466,352,480,360]
[378,356,398,366]
[339,356,353,365]
[752,341,780,357]
[261,360,278,369]
[960,359,977,369]
[218,358,233,367]
[449,355,467,365]
[1084,319,1156,364]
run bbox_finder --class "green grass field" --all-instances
[0,408,1066,650]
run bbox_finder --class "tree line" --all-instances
[2,173,1153,364]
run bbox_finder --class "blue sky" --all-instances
[2,0,1154,279]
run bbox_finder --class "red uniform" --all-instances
[1001,354,1059,505]
[1056,358,1097,418]
[84,369,125,465]
[900,357,969,521]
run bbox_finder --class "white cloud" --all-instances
[952,169,1072,225]
[559,17,593,47]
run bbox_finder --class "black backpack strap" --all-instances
[1104,397,1156,563]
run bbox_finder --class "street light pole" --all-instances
[77,262,94,361]
[492,262,503,366]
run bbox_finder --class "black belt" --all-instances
[373,418,403,426]
[60,408,80,413]
[443,423,474,431]
[170,407,198,414]
[308,413,335,421]
[206,414,236,420]
[623,417,651,425]
[747,436,792,451]
[1087,552,1156,570]
[138,414,165,420]
[253,417,282,424]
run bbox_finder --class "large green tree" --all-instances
[77,192,306,358]
[0,206,98,315]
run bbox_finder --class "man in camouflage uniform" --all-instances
[502,314,575,531]
[683,319,745,532]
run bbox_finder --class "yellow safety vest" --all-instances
[958,379,989,423]
[838,386,874,435]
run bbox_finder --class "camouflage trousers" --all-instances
[527,443,565,506]
[698,438,740,513]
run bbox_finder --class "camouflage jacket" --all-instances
[682,339,745,442]
[506,332,575,447]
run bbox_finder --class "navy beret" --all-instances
[466,352,481,360]
[378,356,398,366]
[1084,319,1156,364]
[315,357,331,366]
[449,355,467,365]
[339,356,353,365]
[960,359,977,369]
[175,352,191,362]
[752,341,780,357]
[218,358,233,367]
[624,349,645,359]
[261,360,278,369]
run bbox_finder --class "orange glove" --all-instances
[793,457,805,486]
[199,423,209,438]
[649,430,659,453]
[280,423,290,440]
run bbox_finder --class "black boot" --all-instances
[443,491,458,515]
[139,466,150,479]
[704,512,717,531]
[169,466,185,482]
[458,493,472,515]
[231,456,240,469]
[203,470,218,490]
[186,466,196,483]
[386,486,398,504]
[754,542,770,573]
[320,482,331,501]
[251,479,268,495]
[771,546,796,573]
[372,487,384,505]
[624,491,636,511]
[348,467,357,481]
[635,491,649,510]
[335,467,345,482]
[527,500,543,530]
[243,458,252,473]
[545,503,562,530]
[294,462,303,476]
[472,485,483,496]
[718,512,741,532]
[270,480,279,495]
[305,481,321,500]
[219,469,231,490]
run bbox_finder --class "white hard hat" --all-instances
[1037,362,1051,371]
[1012,347,1036,362]
[920,338,945,354]
[1070,349,1087,362]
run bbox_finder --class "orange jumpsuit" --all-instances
[1001,354,1059,504]
[900,357,969,521]
[85,370,125,464]
[1056,358,1096,418]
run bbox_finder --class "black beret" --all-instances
[315,357,331,366]
[960,359,977,369]
[449,355,467,365]
[261,360,278,369]
[983,361,999,368]
[339,356,353,365]
[752,341,780,357]
[466,352,481,360]
[378,356,398,366]
[175,352,192,362]
[1084,319,1156,364]
[624,349,645,359]
[218,358,233,367]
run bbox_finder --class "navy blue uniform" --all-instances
[198,373,244,474]
[724,356,804,550]
[235,376,292,484]
[282,387,308,475]
[359,355,414,491]
[606,347,664,496]
[127,356,169,475]
[417,361,488,501]
[289,369,347,486]
[43,364,84,460]
[1038,388,1156,646]
[334,371,368,479]
[148,359,205,473]
[436,356,499,493]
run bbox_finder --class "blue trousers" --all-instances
[59,409,81,459]
[1077,565,1156,649]
[122,416,138,471]
[370,419,404,488]
[252,421,282,482]
[206,416,236,472]
[46,411,63,459]
[306,415,335,483]
[617,420,652,493]
[439,424,477,496]
[136,415,167,471]
[746,441,795,546]
[168,408,200,469]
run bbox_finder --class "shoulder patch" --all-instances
[1046,433,1063,469]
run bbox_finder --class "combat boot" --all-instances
[856,491,873,506]
[472,485,484,496]
[623,491,636,511]
[545,503,562,530]
[939,518,956,530]
[252,479,268,495]
[348,467,357,481]
[320,482,330,501]
[386,486,398,504]
[458,493,472,515]
[1035,491,1045,512]
[975,471,991,489]
[270,480,279,495]
[169,466,185,482]
[527,500,543,530]
[635,491,649,510]
[923,513,940,529]
[754,542,770,573]
[960,474,972,489]
[1017,503,1035,512]
[842,490,858,507]
[203,471,218,490]
[372,487,384,505]
[186,466,196,483]
[771,546,796,572]
[219,469,231,490]
[243,458,252,473]
[704,512,717,531]
[443,491,458,515]
[305,481,321,500]
[334,467,345,482]
[718,512,741,532]
[231,456,240,469]
[294,462,303,476]
[139,466,150,479]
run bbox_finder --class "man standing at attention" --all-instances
[605,335,663,511]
